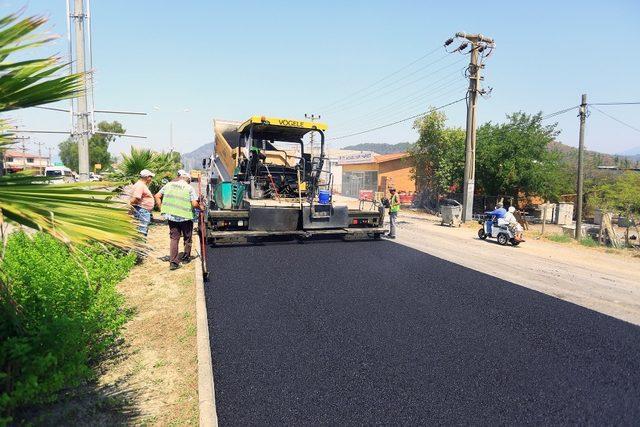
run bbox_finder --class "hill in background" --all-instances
[342,142,411,154]
[181,142,213,170]
[181,140,639,172]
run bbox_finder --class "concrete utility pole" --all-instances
[47,147,53,166]
[71,0,91,181]
[170,121,173,151]
[33,140,45,175]
[575,94,587,240]
[449,32,495,222]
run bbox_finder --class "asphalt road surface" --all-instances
[205,239,640,425]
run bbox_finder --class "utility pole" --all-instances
[71,0,91,181]
[33,140,46,175]
[20,139,27,171]
[575,93,587,240]
[305,113,321,158]
[170,121,173,151]
[47,146,53,166]
[446,32,495,222]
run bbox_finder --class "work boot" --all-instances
[181,254,194,264]
[170,262,181,271]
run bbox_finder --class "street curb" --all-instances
[195,256,218,426]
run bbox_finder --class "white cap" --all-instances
[140,169,155,177]
[508,206,516,213]
[177,169,190,178]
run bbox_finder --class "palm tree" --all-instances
[0,12,137,248]
[113,147,183,193]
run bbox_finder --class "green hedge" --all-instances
[0,232,135,422]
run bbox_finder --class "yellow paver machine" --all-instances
[201,115,385,244]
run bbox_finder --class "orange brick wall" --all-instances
[378,158,415,193]
[341,163,379,173]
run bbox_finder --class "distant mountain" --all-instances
[342,142,412,154]
[619,146,640,156]
[181,142,213,170]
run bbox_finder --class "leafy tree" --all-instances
[475,112,573,200]
[591,172,640,215]
[410,109,465,193]
[58,121,125,171]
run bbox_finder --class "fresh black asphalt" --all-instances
[204,239,640,425]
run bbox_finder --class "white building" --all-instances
[2,149,49,174]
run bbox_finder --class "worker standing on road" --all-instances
[386,187,400,239]
[154,170,201,271]
[129,169,155,237]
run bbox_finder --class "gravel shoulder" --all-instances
[392,212,640,325]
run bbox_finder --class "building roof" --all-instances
[3,149,47,159]
[373,152,409,163]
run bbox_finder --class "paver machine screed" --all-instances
[202,116,385,244]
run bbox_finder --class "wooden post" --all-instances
[541,203,547,236]
[599,222,603,245]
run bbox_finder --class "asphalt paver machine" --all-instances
[202,116,385,244]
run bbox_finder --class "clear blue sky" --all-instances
[5,0,640,161]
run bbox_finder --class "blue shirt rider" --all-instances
[486,203,507,233]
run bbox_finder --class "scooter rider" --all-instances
[485,202,506,234]
[505,206,525,242]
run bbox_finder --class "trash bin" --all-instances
[440,203,462,227]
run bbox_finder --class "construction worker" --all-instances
[129,169,155,237]
[155,170,201,270]
[386,187,400,239]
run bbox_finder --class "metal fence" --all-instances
[413,189,520,216]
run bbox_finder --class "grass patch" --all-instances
[579,236,599,247]
[547,233,572,243]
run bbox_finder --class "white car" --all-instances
[45,166,75,184]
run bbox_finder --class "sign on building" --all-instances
[338,152,375,165]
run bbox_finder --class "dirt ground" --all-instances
[21,222,199,426]
[389,210,640,326]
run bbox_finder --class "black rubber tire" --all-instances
[497,233,509,246]
[478,228,487,240]
[373,233,382,240]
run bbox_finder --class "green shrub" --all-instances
[580,236,599,247]
[0,232,135,420]
[547,233,572,243]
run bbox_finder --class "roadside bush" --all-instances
[547,233,572,243]
[0,232,135,420]
[580,236,599,247]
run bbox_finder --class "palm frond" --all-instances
[0,11,137,248]
[0,180,138,248]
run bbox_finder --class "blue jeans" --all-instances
[389,211,398,237]
[133,206,151,236]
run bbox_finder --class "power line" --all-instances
[330,72,465,128]
[589,101,640,106]
[541,105,578,121]
[318,45,444,111]
[592,106,640,133]
[332,83,466,134]
[324,57,466,115]
[328,97,466,141]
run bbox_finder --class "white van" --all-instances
[45,166,75,184]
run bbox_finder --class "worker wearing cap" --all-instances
[130,169,155,236]
[387,187,400,239]
[155,170,200,270]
